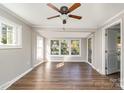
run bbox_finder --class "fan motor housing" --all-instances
[60,6,68,14]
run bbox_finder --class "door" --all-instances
[105,29,120,75]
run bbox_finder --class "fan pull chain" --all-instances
[63,23,66,31]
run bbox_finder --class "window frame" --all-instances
[50,39,81,57]
[0,16,22,49]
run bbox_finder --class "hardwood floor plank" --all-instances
[7,62,121,90]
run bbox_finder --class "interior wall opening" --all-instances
[105,23,121,87]
[88,37,93,63]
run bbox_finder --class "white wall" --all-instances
[91,30,104,74]
[0,6,37,89]
[45,38,87,62]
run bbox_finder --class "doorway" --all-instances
[88,37,93,63]
[105,23,121,87]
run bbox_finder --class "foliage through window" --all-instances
[61,40,69,55]
[71,40,80,55]
[51,40,59,55]
[0,23,14,45]
[50,39,80,56]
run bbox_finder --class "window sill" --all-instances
[50,55,81,57]
[0,45,22,49]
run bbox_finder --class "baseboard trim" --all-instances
[120,80,124,90]
[34,61,44,68]
[0,61,44,90]
[87,62,97,71]
[86,61,104,75]
[47,60,87,62]
[121,85,124,89]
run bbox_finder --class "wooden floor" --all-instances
[8,62,121,90]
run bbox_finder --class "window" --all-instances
[50,39,81,56]
[0,17,22,48]
[71,40,80,55]
[61,40,69,55]
[1,23,14,45]
[51,40,59,55]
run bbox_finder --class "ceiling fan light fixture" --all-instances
[60,14,68,20]
[47,3,82,24]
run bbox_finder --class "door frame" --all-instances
[87,34,94,64]
[102,19,122,87]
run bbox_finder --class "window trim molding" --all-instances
[0,16,22,49]
[50,39,81,57]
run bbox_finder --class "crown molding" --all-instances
[0,4,33,27]
[100,9,124,28]
[32,27,97,32]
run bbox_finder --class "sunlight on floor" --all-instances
[56,62,64,68]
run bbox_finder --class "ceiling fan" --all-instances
[47,3,82,24]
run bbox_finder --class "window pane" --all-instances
[71,40,80,55]
[1,24,7,44]
[0,23,13,45]
[61,40,69,55]
[51,40,59,55]
[7,26,13,44]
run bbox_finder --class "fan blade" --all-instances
[68,3,81,13]
[47,3,61,13]
[47,15,60,19]
[69,14,82,19]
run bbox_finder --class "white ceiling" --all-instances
[1,3,124,38]
[2,3,124,29]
